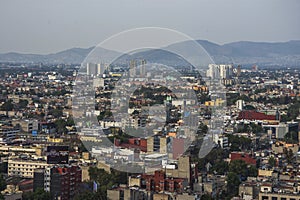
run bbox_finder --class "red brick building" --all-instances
[50,165,82,200]
[141,170,185,193]
[237,110,276,121]
[230,152,257,165]
[34,165,82,200]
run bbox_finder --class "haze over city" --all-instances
[0,0,299,54]
[1,1,300,200]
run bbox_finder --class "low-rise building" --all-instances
[8,158,49,178]
[1,185,23,200]
[272,141,299,154]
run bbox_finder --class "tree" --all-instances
[284,131,298,143]
[210,160,228,175]
[66,117,75,126]
[248,165,258,177]
[54,119,67,134]
[268,156,276,168]
[284,148,294,164]
[0,100,13,111]
[198,123,208,135]
[201,194,213,200]
[250,123,263,134]
[195,148,229,172]
[0,162,7,174]
[281,102,300,122]
[0,174,6,191]
[229,160,257,178]
[227,134,252,151]
[74,190,105,200]
[17,99,28,109]
[229,160,247,177]
[226,93,237,106]
[226,172,240,197]
[87,167,129,199]
[97,111,112,120]
[244,105,256,110]
[88,168,113,197]
[50,108,63,118]
[240,95,252,102]
[22,188,51,200]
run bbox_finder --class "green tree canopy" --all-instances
[0,100,13,111]
[22,188,50,200]
[226,172,240,197]
[268,156,276,168]
[0,174,6,191]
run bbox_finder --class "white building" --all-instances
[86,63,97,76]
[236,100,245,110]
[213,132,228,148]
[206,64,233,79]
[97,63,105,75]
[93,78,105,87]
[207,64,220,79]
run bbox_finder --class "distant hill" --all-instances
[0,40,300,67]
[197,40,300,66]
[0,47,93,64]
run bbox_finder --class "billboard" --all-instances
[46,146,69,164]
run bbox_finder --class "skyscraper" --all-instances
[129,60,137,77]
[206,64,233,79]
[97,63,105,75]
[86,63,97,76]
[140,59,146,77]
[237,65,242,77]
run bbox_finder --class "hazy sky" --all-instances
[0,0,299,54]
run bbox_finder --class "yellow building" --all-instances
[204,98,225,107]
[258,169,273,177]
[97,161,111,174]
[47,137,64,143]
[81,165,90,182]
[128,176,141,187]
[153,194,170,200]
[8,158,49,178]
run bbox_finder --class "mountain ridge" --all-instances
[0,40,300,66]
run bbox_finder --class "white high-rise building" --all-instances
[206,64,233,79]
[219,64,233,79]
[86,63,97,76]
[206,64,220,79]
[129,60,137,77]
[140,59,146,77]
[97,63,105,75]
